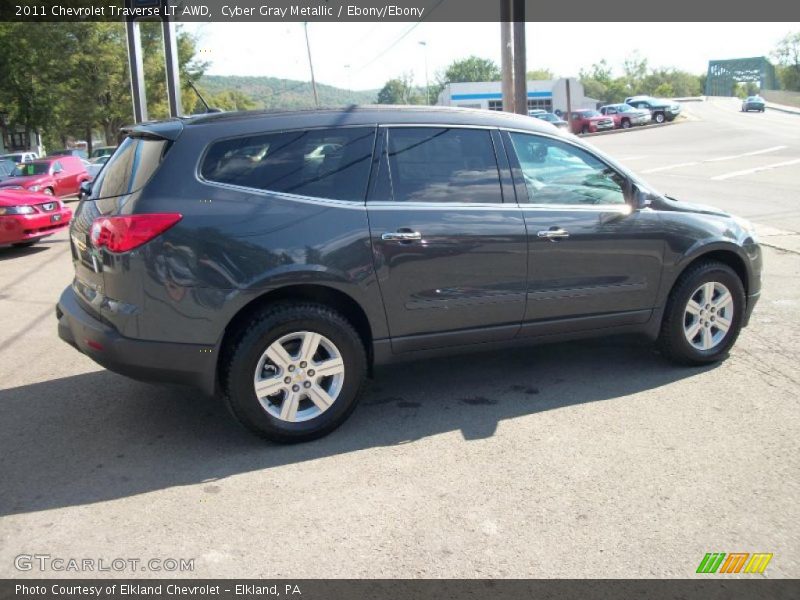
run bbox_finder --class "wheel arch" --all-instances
[217,283,375,382]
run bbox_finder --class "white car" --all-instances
[0,151,38,164]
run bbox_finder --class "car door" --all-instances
[367,126,527,353]
[50,161,67,195]
[501,130,664,336]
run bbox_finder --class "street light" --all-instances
[418,40,429,105]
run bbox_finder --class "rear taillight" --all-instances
[90,213,182,253]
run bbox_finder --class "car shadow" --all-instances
[0,336,716,516]
[0,244,50,260]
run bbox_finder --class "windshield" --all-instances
[580,110,601,118]
[1,154,23,163]
[538,114,557,122]
[14,162,50,176]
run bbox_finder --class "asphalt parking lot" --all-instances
[1,97,798,578]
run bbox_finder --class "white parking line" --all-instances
[710,158,800,181]
[641,162,698,174]
[616,156,648,161]
[704,145,787,163]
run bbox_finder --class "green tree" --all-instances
[526,68,555,80]
[443,56,501,83]
[377,74,422,105]
[773,31,800,91]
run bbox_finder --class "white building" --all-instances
[437,78,599,114]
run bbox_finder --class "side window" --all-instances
[201,127,375,201]
[383,127,502,204]
[53,161,63,173]
[508,132,626,206]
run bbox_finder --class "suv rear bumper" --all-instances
[57,286,217,395]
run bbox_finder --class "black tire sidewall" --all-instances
[225,307,366,442]
[655,113,665,123]
[665,265,746,363]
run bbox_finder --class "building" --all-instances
[437,78,599,114]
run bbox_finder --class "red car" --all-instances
[0,189,72,247]
[569,110,615,135]
[0,156,89,197]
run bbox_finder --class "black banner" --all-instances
[2,580,800,600]
[0,0,798,22]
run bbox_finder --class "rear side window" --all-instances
[92,136,168,199]
[201,127,375,201]
[382,127,502,203]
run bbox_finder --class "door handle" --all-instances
[537,228,570,241]
[382,230,422,242]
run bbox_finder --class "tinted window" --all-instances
[384,127,502,203]
[509,132,625,206]
[201,127,375,201]
[91,136,169,199]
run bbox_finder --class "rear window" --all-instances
[200,127,376,201]
[91,137,169,199]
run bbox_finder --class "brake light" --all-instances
[90,213,182,253]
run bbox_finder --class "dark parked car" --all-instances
[0,159,19,181]
[741,96,766,112]
[625,96,681,123]
[534,112,569,129]
[58,107,762,443]
[0,156,89,197]
[48,148,89,160]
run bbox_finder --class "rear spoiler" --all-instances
[120,119,184,141]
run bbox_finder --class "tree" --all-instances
[526,68,555,80]
[773,31,800,91]
[443,56,501,83]
[377,75,422,105]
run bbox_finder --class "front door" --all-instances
[368,126,528,352]
[502,130,664,334]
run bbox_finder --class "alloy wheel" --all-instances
[253,331,345,422]
[683,282,734,351]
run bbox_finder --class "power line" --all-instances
[352,0,445,74]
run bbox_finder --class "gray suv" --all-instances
[57,107,761,443]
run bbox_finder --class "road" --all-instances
[1,99,798,579]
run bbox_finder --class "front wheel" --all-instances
[654,112,665,124]
[581,125,589,134]
[658,261,745,365]
[621,119,631,129]
[222,303,367,443]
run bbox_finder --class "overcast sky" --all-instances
[182,22,797,90]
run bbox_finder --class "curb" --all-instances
[764,104,800,116]
[580,120,680,138]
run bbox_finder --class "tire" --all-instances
[654,112,665,124]
[222,302,367,443]
[621,119,631,129]
[581,125,589,134]
[658,261,746,366]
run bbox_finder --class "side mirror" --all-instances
[79,180,92,199]
[633,184,658,209]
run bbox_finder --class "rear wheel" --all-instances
[658,261,745,365]
[654,112,665,124]
[621,119,631,129]
[222,303,367,443]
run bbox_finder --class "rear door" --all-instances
[367,126,527,352]
[502,130,664,334]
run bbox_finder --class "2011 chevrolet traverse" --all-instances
[57,106,761,443]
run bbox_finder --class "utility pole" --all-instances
[500,0,514,113]
[304,22,319,107]
[344,64,351,104]
[512,0,527,116]
[419,41,430,105]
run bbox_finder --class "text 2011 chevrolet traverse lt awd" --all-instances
[57,107,761,443]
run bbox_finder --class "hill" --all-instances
[195,75,378,110]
